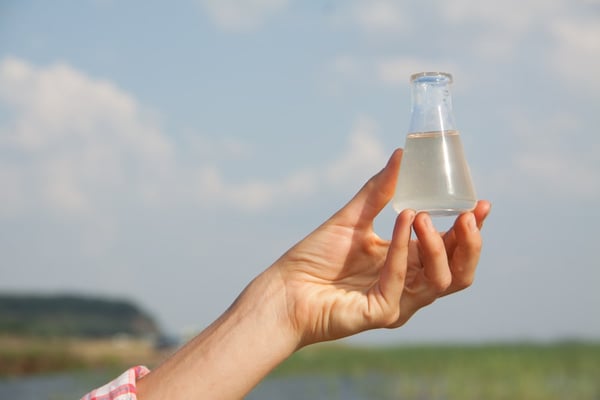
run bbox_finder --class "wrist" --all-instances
[137,267,300,399]
[232,266,302,354]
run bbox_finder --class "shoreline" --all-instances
[2,336,598,378]
[0,335,173,377]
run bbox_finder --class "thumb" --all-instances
[333,149,403,229]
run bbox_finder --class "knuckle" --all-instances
[423,270,452,293]
[365,300,401,328]
[375,305,401,328]
[383,306,401,327]
[416,294,437,309]
[428,242,447,259]
[453,273,475,290]
[465,235,483,253]
[434,275,453,293]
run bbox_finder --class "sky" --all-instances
[0,0,599,344]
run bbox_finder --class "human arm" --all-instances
[136,148,491,399]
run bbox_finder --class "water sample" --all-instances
[392,72,477,216]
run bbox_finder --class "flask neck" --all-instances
[408,72,456,134]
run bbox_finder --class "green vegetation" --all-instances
[2,293,598,399]
[272,341,600,399]
[0,294,159,338]
[0,294,168,376]
[0,337,86,375]
[0,335,164,376]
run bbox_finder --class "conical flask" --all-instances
[392,72,477,216]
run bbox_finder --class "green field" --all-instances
[0,335,164,376]
[2,337,599,399]
[272,341,600,400]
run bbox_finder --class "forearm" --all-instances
[137,267,299,399]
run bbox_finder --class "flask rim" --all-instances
[410,71,453,84]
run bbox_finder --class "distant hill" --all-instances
[0,293,160,338]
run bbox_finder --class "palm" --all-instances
[282,219,438,343]
[280,221,387,339]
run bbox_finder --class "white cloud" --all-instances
[0,57,390,219]
[437,0,540,30]
[433,0,600,75]
[436,0,574,41]
[179,130,255,166]
[549,17,600,92]
[486,111,600,202]
[41,158,88,212]
[336,0,548,38]
[191,117,387,211]
[515,152,600,200]
[336,0,594,75]
[376,58,415,86]
[193,166,281,211]
[325,54,462,90]
[349,0,411,34]
[436,0,540,63]
[0,57,173,217]
[327,0,415,36]
[326,116,387,186]
[329,0,600,111]
[199,0,289,32]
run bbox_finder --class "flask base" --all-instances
[392,198,476,216]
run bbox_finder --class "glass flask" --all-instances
[392,72,477,216]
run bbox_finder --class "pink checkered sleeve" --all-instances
[80,365,150,400]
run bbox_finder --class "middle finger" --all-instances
[411,213,452,296]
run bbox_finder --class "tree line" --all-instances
[0,293,159,338]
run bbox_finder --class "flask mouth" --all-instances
[410,72,453,84]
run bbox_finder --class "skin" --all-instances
[137,148,492,399]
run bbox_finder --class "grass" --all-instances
[271,341,600,399]
[2,336,599,399]
[0,335,166,376]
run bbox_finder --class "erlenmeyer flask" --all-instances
[392,72,477,216]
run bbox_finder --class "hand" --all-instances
[134,148,491,400]
[272,149,491,346]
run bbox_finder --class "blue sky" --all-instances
[1,0,599,343]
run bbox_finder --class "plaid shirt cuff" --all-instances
[81,365,150,400]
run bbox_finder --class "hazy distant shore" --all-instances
[3,337,599,379]
[0,335,171,376]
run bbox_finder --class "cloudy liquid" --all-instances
[392,130,477,215]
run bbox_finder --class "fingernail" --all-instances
[402,209,416,223]
[408,209,416,220]
[423,213,435,232]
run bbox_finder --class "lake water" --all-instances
[0,370,401,400]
